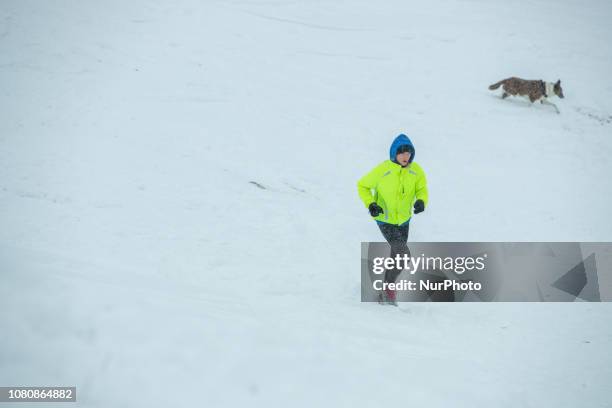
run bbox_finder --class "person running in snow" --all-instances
[357,134,428,305]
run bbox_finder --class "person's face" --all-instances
[396,151,411,166]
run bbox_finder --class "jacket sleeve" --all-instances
[357,162,385,208]
[415,167,428,205]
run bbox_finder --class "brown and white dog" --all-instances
[489,77,564,113]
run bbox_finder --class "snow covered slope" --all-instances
[1,0,611,406]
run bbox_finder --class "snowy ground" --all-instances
[1,0,612,406]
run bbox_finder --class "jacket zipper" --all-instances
[396,169,402,222]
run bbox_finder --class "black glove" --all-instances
[368,202,384,217]
[413,199,425,214]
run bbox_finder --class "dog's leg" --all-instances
[541,98,560,114]
[501,92,509,99]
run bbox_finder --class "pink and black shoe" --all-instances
[378,288,398,306]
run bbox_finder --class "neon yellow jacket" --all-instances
[357,160,428,225]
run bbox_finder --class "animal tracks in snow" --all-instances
[575,107,612,125]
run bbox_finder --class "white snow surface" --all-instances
[1,0,612,406]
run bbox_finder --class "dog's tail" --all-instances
[488,79,507,90]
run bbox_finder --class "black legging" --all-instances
[378,223,411,284]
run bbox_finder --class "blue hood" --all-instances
[389,134,415,164]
